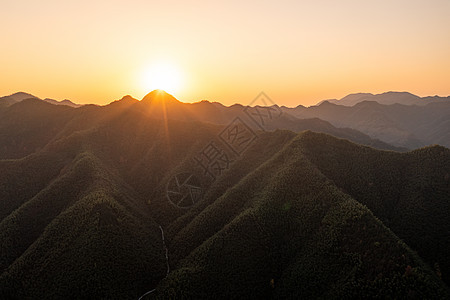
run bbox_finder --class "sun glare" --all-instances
[140,62,183,94]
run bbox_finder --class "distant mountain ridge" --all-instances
[2,90,449,150]
[0,99,449,298]
[0,92,81,108]
[283,99,450,149]
[317,91,450,106]
[4,90,449,110]
[107,90,404,152]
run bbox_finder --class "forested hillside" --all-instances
[282,99,450,149]
[0,92,449,298]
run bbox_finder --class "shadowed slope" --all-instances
[0,93,449,298]
[298,131,450,285]
[152,132,448,298]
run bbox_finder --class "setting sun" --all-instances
[140,62,183,95]
[1,1,450,298]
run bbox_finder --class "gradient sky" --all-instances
[1,0,449,106]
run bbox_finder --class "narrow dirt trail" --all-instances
[138,225,169,300]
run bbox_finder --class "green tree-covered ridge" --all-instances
[0,93,448,298]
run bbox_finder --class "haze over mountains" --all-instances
[2,90,448,150]
[318,91,450,107]
[0,90,449,298]
[0,92,81,108]
[283,92,450,149]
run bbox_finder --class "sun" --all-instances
[140,61,183,94]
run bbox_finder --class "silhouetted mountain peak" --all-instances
[140,89,180,105]
[381,91,418,97]
[105,95,139,108]
[315,99,337,106]
[119,95,138,102]
[339,92,374,103]
[230,103,244,109]
[319,91,445,107]
[43,98,81,107]
[317,100,336,107]
[9,92,40,102]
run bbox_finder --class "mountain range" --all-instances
[3,90,447,150]
[0,92,81,108]
[317,91,450,107]
[283,100,450,149]
[0,90,449,298]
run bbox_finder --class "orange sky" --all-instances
[1,0,449,107]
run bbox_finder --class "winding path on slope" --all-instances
[138,225,169,300]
